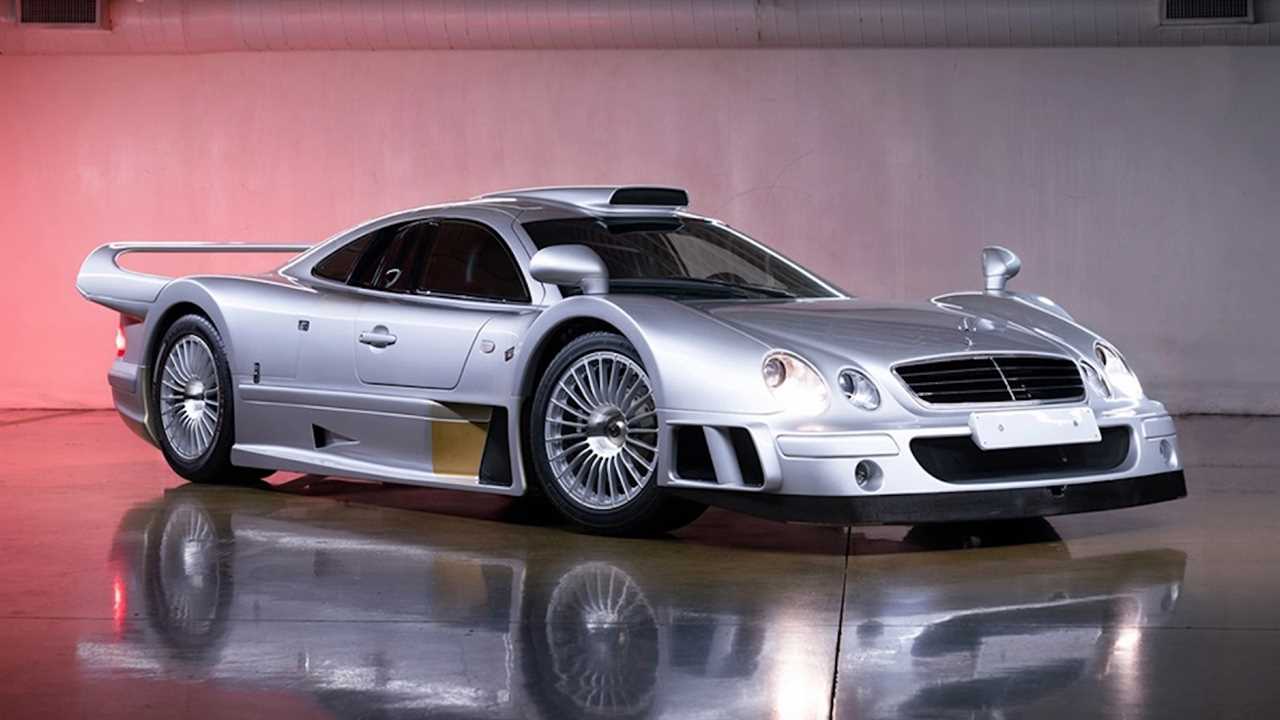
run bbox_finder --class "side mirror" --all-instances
[981,246,1021,293]
[529,245,610,295]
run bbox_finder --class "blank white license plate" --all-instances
[968,407,1101,450]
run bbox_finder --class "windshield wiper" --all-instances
[656,276,796,298]
[607,278,749,298]
[608,277,796,299]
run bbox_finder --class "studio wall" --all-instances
[1,46,1277,412]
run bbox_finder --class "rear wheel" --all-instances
[150,314,272,484]
[529,332,705,535]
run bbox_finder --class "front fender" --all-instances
[516,296,777,414]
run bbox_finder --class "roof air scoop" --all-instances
[609,187,689,207]
[981,246,1021,293]
[477,185,689,209]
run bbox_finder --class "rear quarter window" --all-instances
[312,233,374,283]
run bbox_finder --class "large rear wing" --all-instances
[76,242,311,318]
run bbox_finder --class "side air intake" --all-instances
[674,425,764,488]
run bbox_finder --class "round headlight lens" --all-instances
[837,368,881,411]
[1080,361,1111,398]
[762,356,787,389]
[1095,343,1144,399]
[761,351,829,415]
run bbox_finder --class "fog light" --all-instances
[854,460,883,492]
[1159,438,1177,467]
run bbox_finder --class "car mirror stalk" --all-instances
[981,245,1021,293]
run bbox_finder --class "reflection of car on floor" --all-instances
[843,531,1184,719]
[78,487,1186,719]
[77,186,1184,535]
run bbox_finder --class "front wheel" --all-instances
[529,332,705,536]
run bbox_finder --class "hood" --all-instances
[693,298,1070,366]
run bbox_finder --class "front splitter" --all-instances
[671,470,1187,526]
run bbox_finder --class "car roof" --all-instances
[284,186,712,276]
[473,185,698,223]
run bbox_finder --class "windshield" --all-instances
[521,217,842,299]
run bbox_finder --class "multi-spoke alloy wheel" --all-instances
[159,334,221,460]
[531,332,706,535]
[150,314,268,485]
[543,350,658,512]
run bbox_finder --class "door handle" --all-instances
[359,327,397,348]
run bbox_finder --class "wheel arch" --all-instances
[144,280,235,368]
[515,298,667,404]
[510,299,665,498]
[141,284,237,447]
[507,295,778,494]
[515,295,776,418]
[144,300,215,370]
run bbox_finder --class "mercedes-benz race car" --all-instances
[76,186,1186,535]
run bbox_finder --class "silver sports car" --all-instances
[76,186,1185,535]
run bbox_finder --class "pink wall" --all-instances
[2,48,1278,412]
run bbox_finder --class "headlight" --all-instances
[1095,342,1144,399]
[1080,361,1111,398]
[762,351,829,415]
[837,368,880,411]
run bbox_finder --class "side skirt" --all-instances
[231,443,524,496]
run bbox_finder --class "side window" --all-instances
[417,220,529,303]
[312,232,375,283]
[370,222,434,293]
[346,220,434,291]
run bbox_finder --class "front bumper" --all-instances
[658,404,1186,524]
[673,470,1186,525]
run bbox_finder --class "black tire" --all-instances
[528,331,706,536]
[150,314,272,484]
[656,497,708,533]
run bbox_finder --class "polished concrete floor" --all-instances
[0,411,1276,719]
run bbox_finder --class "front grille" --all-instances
[895,355,1084,405]
[911,426,1131,484]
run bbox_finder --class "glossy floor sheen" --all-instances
[0,413,1276,719]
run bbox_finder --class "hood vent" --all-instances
[19,0,100,25]
[895,355,1085,406]
[1161,0,1253,24]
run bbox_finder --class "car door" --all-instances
[355,218,531,390]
